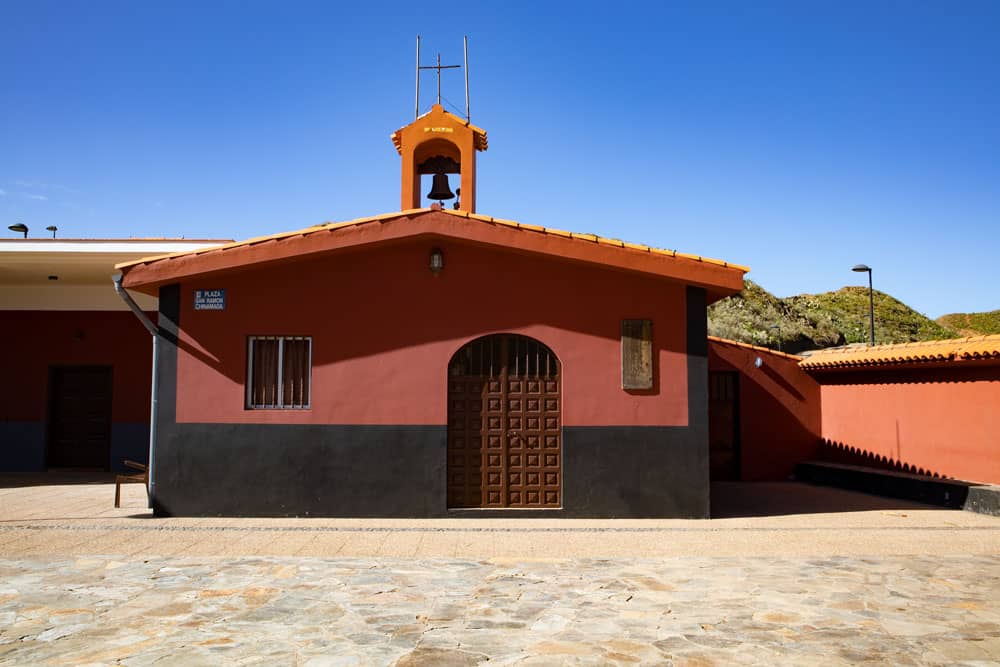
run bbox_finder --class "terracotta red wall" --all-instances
[816,364,1000,485]
[1,310,152,423]
[1,310,153,471]
[707,341,822,481]
[173,237,691,426]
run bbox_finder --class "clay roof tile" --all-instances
[799,334,1000,370]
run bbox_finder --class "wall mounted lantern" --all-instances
[429,247,444,276]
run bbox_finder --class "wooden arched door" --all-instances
[447,334,561,509]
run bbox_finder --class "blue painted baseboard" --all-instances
[0,421,148,472]
[110,423,150,472]
[0,422,46,471]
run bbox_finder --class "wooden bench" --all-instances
[114,460,149,508]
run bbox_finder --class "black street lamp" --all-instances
[8,223,28,238]
[852,264,875,346]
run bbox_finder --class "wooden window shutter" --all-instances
[281,338,311,408]
[247,336,311,409]
[251,338,280,406]
[622,319,653,390]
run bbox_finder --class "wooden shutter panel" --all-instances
[281,338,310,408]
[622,319,653,390]
[252,338,280,406]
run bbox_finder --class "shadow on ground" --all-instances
[0,472,115,488]
[1,474,950,520]
[711,481,945,518]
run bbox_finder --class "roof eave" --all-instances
[707,336,805,361]
[390,106,489,155]
[119,209,747,296]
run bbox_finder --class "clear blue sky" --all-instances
[3,1,998,318]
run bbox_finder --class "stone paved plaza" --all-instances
[3,554,1000,666]
[1,476,999,665]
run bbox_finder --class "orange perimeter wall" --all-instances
[173,237,692,426]
[815,364,1000,485]
[707,341,821,481]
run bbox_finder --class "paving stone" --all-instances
[9,552,972,666]
[395,647,488,666]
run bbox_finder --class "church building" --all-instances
[115,104,748,518]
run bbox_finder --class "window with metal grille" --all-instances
[448,334,559,378]
[246,336,312,409]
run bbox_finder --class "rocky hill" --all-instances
[936,310,1000,336]
[708,281,960,354]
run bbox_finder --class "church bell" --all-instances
[427,172,455,201]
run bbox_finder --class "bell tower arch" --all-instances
[391,103,488,213]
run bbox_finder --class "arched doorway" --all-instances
[447,334,561,509]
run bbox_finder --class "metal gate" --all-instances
[447,334,561,508]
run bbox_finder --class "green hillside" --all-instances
[936,310,1000,336]
[708,282,960,354]
[706,280,843,352]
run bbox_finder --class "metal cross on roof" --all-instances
[419,53,461,108]
[414,37,471,121]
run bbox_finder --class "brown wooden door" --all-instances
[709,371,740,481]
[47,366,113,469]
[448,335,561,509]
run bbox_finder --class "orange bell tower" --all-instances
[392,37,487,214]
[391,103,488,214]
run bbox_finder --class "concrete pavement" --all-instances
[1,475,999,559]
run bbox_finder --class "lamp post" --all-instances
[769,324,782,352]
[852,264,875,346]
[8,223,28,238]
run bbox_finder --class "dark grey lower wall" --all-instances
[153,424,447,517]
[151,423,707,518]
[0,422,45,471]
[563,426,708,518]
